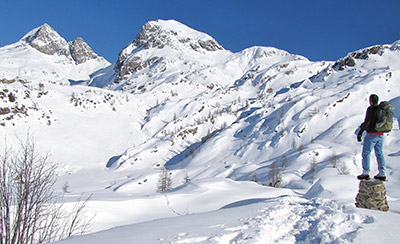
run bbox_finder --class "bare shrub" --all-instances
[291,139,297,150]
[250,173,259,183]
[309,157,318,179]
[157,167,172,193]
[298,143,304,153]
[0,139,92,244]
[62,181,71,193]
[281,154,288,168]
[337,163,350,175]
[268,162,282,188]
[329,152,338,168]
[183,173,191,184]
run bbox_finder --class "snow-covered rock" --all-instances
[115,19,224,70]
[0,23,110,83]
[22,23,71,57]
[69,37,101,65]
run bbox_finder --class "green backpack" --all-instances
[375,101,394,133]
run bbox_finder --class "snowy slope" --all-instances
[1,19,400,243]
[0,23,110,84]
[55,193,400,244]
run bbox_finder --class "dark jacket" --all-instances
[359,104,379,134]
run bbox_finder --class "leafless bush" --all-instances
[0,139,92,244]
[250,173,259,183]
[62,181,70,193]
[337,163,350,175]
[268,162,282,188]
[309,157,318,179]
[281,154,288,168]
[291,139,297,150]
[298,143,304,154]
[183,173,191,184]
[329,152,338,168]
[157,167,172,193]
[220,121,228,130]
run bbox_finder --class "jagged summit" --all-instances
[1,24,110,82]
[20,23,105,65]
[133,19,224,51]
[115,19,225,71]
[96,19,315,89]
[22,23,70,57]
[69,37,100,64]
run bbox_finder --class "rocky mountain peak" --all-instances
[132,19,224,52]
[22,23,70,57]
[20,24,108,66]
[115,19,225,75]
[69,37,99,64]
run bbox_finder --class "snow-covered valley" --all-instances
[1,20,399,243]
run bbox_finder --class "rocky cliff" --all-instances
[22,23,106,65]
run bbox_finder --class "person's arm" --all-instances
[358,107,373,141]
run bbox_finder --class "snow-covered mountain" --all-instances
[1,19,400,243]
[89,19,319,91]
[0,23,110,84]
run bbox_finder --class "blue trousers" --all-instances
[362,133,386,176]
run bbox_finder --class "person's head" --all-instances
[369,94,379,105]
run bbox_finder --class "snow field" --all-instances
[55,196,371,244]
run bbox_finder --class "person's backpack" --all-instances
[375,101,394,133]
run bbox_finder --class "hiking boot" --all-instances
[374,175,387,181]
[357,174,370,180]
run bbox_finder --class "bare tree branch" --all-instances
[0,138,94,244]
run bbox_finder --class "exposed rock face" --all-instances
[115,56,162,83]
[69,37,99,64]
[332,45,385,71]
[114,20,225,80]
[23,23,70,57]
[355,180,389,212]
[332,56,356,71]
[22,24,103,65]
[132,22,166,49]
[131,20,224,52]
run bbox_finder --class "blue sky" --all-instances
[1,0,399,62]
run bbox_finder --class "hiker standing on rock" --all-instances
[357,94,388,181]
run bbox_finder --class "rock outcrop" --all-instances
[131,20,224,52]
[355,180,389,212]
[22,23,70,57]
[69,37,99,64]
[332,45,385,71]
[22,23,104,65]
[114,19,225,81]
